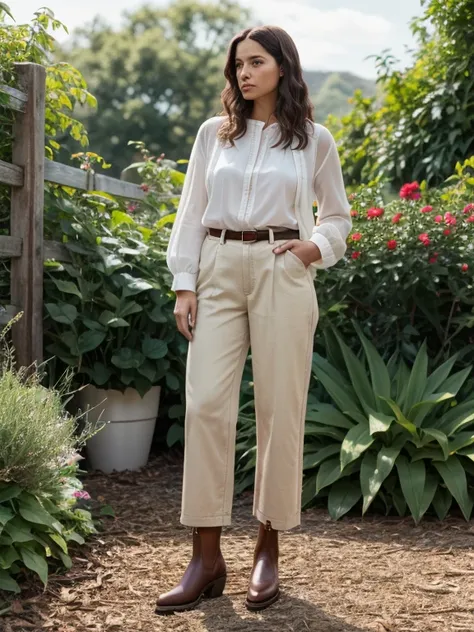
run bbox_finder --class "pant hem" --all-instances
[254,508,300,531]
[180,514,231,527]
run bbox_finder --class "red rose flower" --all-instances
[461,263,469,272]
[418,232,430,246]
[387,240,397,250]
[367,207,384,219]
[400,181,421,200]
[350,209,358,217]
[352,251,361,260]
[444,212,457,226]
[467,215,474,223]
[443,228,451,236]
[420,205,433,213]
[434,215,443,223]
[463,203,474,214]
[351,232,362,241]
[392,213,403,224]
[429,252,439,264]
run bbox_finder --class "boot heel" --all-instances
[204,575,226,598]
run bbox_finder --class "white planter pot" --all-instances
[79,385,161,473]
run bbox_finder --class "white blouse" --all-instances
[167,116,352,292]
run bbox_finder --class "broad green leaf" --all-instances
[438,398,474,435]
[18,494,61,531]
[137,359,157,382]
[458,446,474,461]
[448,431,474,454]
[0,506,14,526]
[77,330,106,354]
[439,367,472,400]
[368,409,394,435]
[142,336,168,360]
[340,422,374,469]
[112,348,145,369]
[361,438,404,514]
[394,359,410,410]
[332,329,376,413]
[304,424,345,441]
[403,340,428,415]
[434,456,473,521]
[119,301,143,318]
[119,273,153,296]
[20,547,49,586]
[421,428,449,460]
[379,397,419,437]
[166,373,180,390]
[45,303,77,325]
[305,403,354,429]
[411,447,446,462]
[84,362,113,386]
[302,474,318,509]
[303,444,341,470]
[396,455,426,523]
[409,392,454,426]
[353,321,391,405]
[432,487,452,520]
[420,473,438,517]
[316,457,342,494]
[52,279,82,299]
[103,290,120,308]
[423,354,459,397]
[4,518,33,543]
[111,210,135,227]
[0,484,21,503]
[312,355,361,414]
[0,569,21,593]
[328,480,362,520]
[391,487,407,517]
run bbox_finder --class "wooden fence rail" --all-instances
[0,62,152,367]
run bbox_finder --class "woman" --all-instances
[156,25,351,614]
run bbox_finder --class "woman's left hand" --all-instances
[273,240,322,268]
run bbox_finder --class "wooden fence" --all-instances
[0,62,149,367]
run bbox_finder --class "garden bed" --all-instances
[2,450,474,632]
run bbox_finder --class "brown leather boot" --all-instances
[245,520,280,610]
[155,526,226,614]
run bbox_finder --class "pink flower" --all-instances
[463,203,474,214]
[387,240,397,251]
[434,215,443,223]
[420,205,433,213]
[367,207,384,219]
[467,215,474,223]
[352,251,361,260]
[443,228,451,236]
[351,232,362,242]
[418,233,431,246]
[140,183,150,192]
[127,202,138,213]
[444,212,457,226]
[350,209,358,217]
[392,213,403,224]
[400,182,421,200]
[73,491,91,500]
[461,264,469,272]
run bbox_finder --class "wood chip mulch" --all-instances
[2,449,474,632]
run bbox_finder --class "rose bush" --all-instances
[314,157,474,367]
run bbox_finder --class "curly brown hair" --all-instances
[217,25,314,151]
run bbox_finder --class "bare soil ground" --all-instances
[2,450,474,632]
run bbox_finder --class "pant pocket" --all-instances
[284,249,308,275]
[197,236,219,295]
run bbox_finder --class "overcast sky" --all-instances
[10,0,424,78]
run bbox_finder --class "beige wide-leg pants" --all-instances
[180,230,319,531]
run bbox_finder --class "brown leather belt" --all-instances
[208,228,299,243]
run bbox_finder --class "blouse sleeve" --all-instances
[310,126,352,269]
[166,122,209,292]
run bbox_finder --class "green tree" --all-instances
[58,0,249,176]
[329,0,474,188]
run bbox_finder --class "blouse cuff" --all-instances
[171,272,198,293]
[309,232,337,269]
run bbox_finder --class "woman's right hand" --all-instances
[174,290,198,341]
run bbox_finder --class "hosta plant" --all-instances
[304,323,474,522]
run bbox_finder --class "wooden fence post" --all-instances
[10,62,46,367]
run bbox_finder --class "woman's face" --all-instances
[235,38,280,101]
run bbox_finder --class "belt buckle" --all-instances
[242,230,258,243]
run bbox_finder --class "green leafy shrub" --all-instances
[0,319,107,595]
[315,158,474,366]
[236,324,474,523]
[43,184,186,398]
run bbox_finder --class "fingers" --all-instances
[273,239,298,254]
[174,295,197,342]
[190,299,197,329]
[175,310,192,341]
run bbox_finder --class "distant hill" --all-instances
[303,70,376,124]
